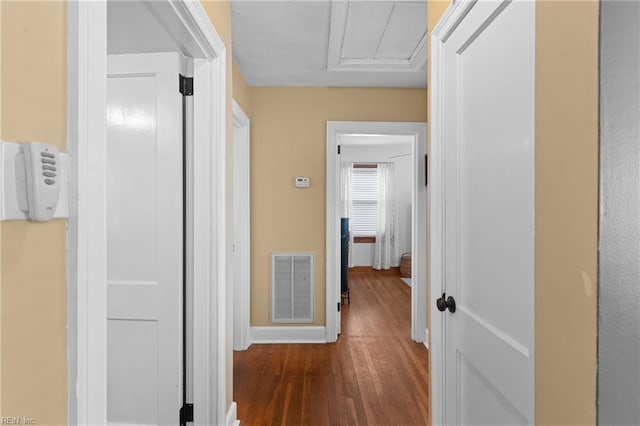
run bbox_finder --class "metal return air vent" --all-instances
[271,253,315,324]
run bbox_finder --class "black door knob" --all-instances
[436,293,456,313]
[436,293,447,312]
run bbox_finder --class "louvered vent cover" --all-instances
[271,253,315,323]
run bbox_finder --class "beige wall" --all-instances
[249,87,427,326]
[0,2,68,424]
[232,61,251,116]
[535,1,599,424]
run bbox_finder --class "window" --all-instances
[351,167,378,237]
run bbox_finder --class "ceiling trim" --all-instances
[327,1,427,72]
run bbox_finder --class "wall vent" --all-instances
[271,253,315,323]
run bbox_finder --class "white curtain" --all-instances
[373,163,399,270]
[341,162,355,267]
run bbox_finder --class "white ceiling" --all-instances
[107,1,181,55]
[107,1,208,58]
[231,1,427,88]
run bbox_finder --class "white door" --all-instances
[434,1,535,424]
[106,52,183,425]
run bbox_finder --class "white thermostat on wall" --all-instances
[295,177,310,188]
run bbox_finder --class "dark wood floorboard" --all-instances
[234,270,430,426]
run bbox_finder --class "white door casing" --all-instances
[326,121,427,343]
[68,2,228,424]
[430,1,535,425]
[232,100,251,351]
[106,52,183,425]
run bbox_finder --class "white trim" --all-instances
[429,5,451,425]
[251,327,328,344]
[232,99,249,127]
[68,2,229,424]
[326,121,428,344]
[232,100,251,351]
[226,402,240,426]
[67,3,108,424]
[423,328,430,350]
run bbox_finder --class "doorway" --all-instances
[326,121,428,344]
[105,51,186,424]
[339,136,415,337]
[67,1,229,424]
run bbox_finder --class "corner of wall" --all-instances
[232,61,252,117]
[534,1,599,424]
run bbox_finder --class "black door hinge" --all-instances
[337,145,341,155]
[425,154,428,186]
[338,302,341,312]
[180,403,194,425]
[179,74,194,96]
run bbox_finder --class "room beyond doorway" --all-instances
[326,121,428,344]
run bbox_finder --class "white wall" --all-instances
[598,2,640,424]
[341,141,413,267]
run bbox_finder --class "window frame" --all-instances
[350,164,378,242]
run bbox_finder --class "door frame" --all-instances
[67,2,228,424]
[232,100,251,351]
[430,3,468,424]
[326,121,428,343]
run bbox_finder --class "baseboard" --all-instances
[424,328,430,350]
[226,402,240,426]
[400,277,412,287]
[250,326,327,344]
[349,266,401,275]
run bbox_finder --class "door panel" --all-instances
[106,52,183,425]
[441,1,535,424]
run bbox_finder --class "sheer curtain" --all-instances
[373,163,399,270]
[341,162,355,267]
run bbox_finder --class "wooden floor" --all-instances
[234,269,430,425]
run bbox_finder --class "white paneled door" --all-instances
[106,52,183,425]
[434,1,535,424]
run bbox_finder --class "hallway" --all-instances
[234,270,430,425]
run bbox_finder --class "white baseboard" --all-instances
[226,402,240,426]
[250,326,327,344]
[424,328,430,350]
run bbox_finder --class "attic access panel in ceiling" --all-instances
[328,1,427,72]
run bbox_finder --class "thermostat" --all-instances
[295,177,310,188]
